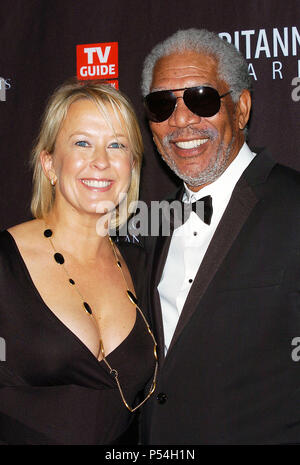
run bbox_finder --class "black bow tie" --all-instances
[183,195,213,225]
[162,195,213,232]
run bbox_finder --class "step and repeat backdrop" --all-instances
[1,0,299,228]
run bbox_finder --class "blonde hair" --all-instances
[31,78,143,228]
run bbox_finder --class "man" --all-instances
[140,29,300,444]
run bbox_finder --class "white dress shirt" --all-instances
[158,143,256,354]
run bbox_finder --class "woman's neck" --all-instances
[44,207,111,264]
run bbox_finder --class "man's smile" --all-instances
[174,138,209,149]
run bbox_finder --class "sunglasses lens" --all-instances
[145,91,176,122]
[184,87,221,117]
[145,86,224,122]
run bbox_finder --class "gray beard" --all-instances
[160,133,235,187]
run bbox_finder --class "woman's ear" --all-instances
[40,150,57,185]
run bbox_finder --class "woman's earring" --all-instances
[50,178,56,186]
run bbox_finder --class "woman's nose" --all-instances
[90,147,110,169]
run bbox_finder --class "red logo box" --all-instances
[77,42,118,81]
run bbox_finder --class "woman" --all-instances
[0,79,157,444]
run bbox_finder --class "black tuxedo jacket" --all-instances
[141,148,300,445]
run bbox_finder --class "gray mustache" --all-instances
[164,128,217,144]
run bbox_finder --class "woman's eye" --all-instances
[75,141,89,147]
[109,142,126,149]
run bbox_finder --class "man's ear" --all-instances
[237,89,251,130]
[40,150,57,184]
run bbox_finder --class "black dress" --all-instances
[0,230,154,445]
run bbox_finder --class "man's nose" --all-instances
[168,96,202,128]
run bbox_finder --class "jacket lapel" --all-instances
[149,234,171,361]
[149,187,184,361]
[167,150,277,355]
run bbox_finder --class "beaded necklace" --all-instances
[43,227,158,412]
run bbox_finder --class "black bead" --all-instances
[69,279,75,285]
[83,302,92,314]
[54,252,64,264]
[127,290,138,306]
[44,229,53,238]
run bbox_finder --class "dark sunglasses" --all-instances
[144,86,232,123]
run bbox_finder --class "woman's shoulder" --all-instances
[0,219,42,262]
[7,219,42,243]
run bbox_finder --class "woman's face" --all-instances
[42,98,133,218]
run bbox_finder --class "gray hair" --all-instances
[141,28,252,102]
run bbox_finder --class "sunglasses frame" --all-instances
[144,86,232,123]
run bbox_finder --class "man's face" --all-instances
[149,51,250,191]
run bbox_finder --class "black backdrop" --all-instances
[1,0,299,228]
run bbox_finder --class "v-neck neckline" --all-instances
[4,230,138,371]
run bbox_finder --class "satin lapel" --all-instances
[150,233,172,361]
[149,187,184,362]
[167,177,259,354]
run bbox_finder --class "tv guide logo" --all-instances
[77,42,118,87]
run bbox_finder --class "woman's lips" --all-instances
[80,178,114,191]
